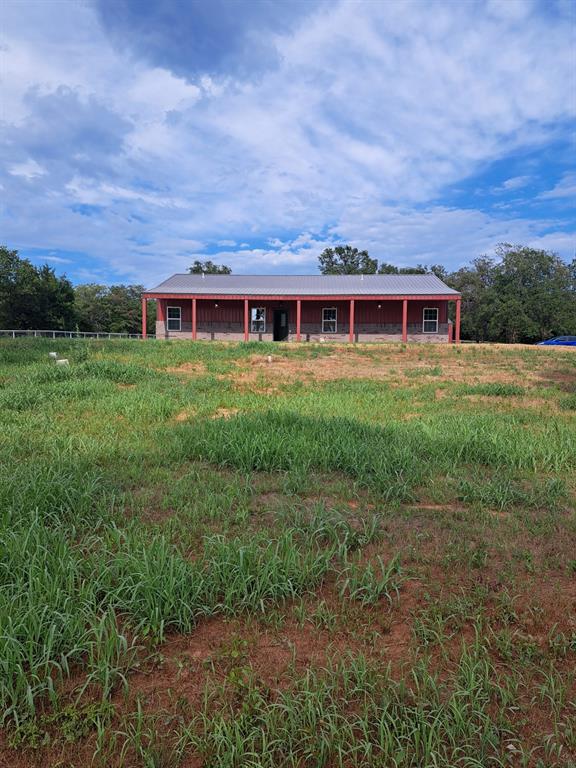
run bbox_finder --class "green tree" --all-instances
[377,262,447,277]
[0,245,34,327]
[74,284,110,331]
[376,262,400,274]
[0,246,75,329]
[447,256,498,342]
[398,264,428,275]
[492,244,576,342]
[446,245,576,342]
[74,283,155,335]
[429,264,449,281]
[188,260,231,274]
[35,265,75,329]
[106,285,143,334]
[318,246,378,274]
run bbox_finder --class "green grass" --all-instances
[456,382,526,397]
[186,645,511,768]
[0,338,575,767]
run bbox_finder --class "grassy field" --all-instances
[0,338,575,768]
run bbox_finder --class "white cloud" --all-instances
[37,254,72,264]
[540,173,576,200]
[9,159,47,179]
[65,177,192,210]
[127,68,201,115]
[0,0,574,282]
[486,0,533,21]
[170,207,574,284]
[492,175,532,193]
[332,202,574,269]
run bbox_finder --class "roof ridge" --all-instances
[170,273,442,277]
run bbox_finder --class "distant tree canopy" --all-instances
[0,247,154,334]
[74,283,155,335]
[378,262,448,279]
[0,246,75,330]
[318,246,378,274]
[319,246,449,279]
[449,244,576,343]
[188,260,231,274]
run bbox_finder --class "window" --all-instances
[251,307,266,333]
[322,307,337,333]
[423,307,438,333]
[167,306,181,331]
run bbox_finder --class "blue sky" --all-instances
[1,0,574,287]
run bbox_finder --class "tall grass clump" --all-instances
[175,411,425,500]
[560,392,576,411]
[174,409,575,496]
[0,358,162,413]
[288,503,381,558]
[188,647,507,768]
[96,528,204,641]
[1,520,336,723]
[0,458,117,530]
[456,472,567,511]
[200,532,335,614]
[457,383,525,397]
[338,555,402,605]
[0,518,126,723]
[99,527,336,641]
[428,413,576,472]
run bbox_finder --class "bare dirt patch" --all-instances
[211,407,239,419]
[165,361,207,376]
[174,408,196,422]
[536,366,576,392]
[408,503,462,513]
[229,345,560,391]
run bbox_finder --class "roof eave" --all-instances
[143,291,460,299]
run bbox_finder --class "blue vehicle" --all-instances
[537,336,576,347]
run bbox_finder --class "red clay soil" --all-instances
[4,565,574,768]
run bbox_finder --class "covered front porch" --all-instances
[143,295,461,343]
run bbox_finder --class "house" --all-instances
[142,273,461,343]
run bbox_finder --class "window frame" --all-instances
[251,307,266,333]
[166,305,182,332]
[322,307,338,334]
[422,307,439,334]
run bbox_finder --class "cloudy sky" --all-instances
[1,0,574,286]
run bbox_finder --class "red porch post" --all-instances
[349,299,355,343]
[156,299,165,338]
[455,298,461,344]
[192,298,197,340]
[141,297,147,339]
[244,299,249,342]
[296,299,301,342]
[402,299,408,342]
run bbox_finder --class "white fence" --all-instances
[0,329,146,340]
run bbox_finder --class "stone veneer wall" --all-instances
[156,320,449,343]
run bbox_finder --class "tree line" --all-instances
[1,245,574,342]
[318,244,576,343]
[0,246,155,334]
